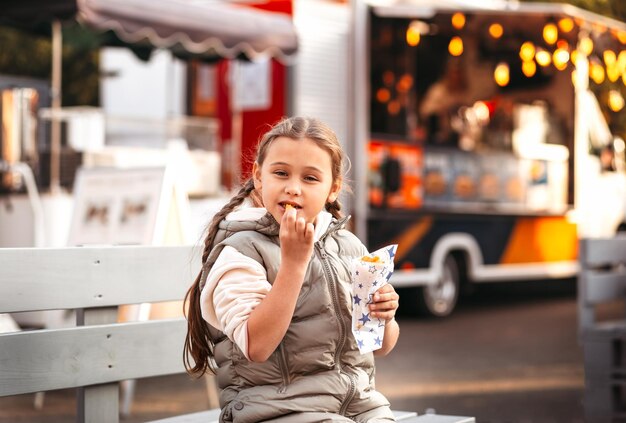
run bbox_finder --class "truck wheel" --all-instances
[417,255,460,317]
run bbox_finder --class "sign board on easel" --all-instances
[68,166,190,246]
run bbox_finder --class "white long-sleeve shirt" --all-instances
[199,207,332,359]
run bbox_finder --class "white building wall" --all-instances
[100,48,186,120]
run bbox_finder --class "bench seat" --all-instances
[149,409,476,423]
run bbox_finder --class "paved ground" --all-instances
[0,279,585,422]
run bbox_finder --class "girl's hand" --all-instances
[369,283,399,323]
[279,206,314,269]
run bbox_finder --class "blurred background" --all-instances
[1,0,626,421]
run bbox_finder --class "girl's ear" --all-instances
[327,181,341,204]
[252,162,262,190]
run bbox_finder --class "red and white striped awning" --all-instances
[77,0,298,63]
[2,0,299,63]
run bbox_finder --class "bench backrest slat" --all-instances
[582,271,626,305]
[0,318,187,396]
[579,236,626,267]
[578,236,626,336]
[0,246,200,312]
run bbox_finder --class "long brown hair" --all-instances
[183,116,347,376]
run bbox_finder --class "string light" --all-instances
[387,100,401,115]
[608,89,625,112]
[489,23,503,39]
[590,61,605,84]
[558,18,574,33]
[452,13,466,30]
[449,36,464,56]
[396,74,413,93]
[519,42,535,62]
[376,88,391,103]
[406,21,421,47]
[536,48,552,67]
[579,37,594,56]
[553,48,570,70]
[522,60,537,77]
[543,22,558,45]
[556,40,569,50]
[607,64,620,82]
[382,71,394,87]
[494,62,510,87]
[603,50,616,66]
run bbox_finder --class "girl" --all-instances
[184,116,400,423]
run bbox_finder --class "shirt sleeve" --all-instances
[199,245,271,360]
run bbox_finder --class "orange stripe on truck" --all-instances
[500,216,577,264]
[391,216,434,263]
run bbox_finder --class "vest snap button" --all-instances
[233,401,244,410]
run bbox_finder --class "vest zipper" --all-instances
[339,372,357,416]
[277,344,290,393]
[316,241,347,363]
[316,240,355,415]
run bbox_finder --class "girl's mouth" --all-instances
[280,202,301,210]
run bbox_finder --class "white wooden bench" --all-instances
[0,246,475,423]
[578,236,626,422]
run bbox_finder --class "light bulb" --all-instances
[494,62,510,87]
[536,49,552,67]
[522,60,537,77]
[406,22,421,47]
[519,42,535,62]
[449,36,464,56]
[558,18,574,33]
[489,23,503,39]
[607,64,620,82]
[580,37,594,56]
[376,88,391,103]
[603,50,616,66]
[543,23,558,45]
[452,13,466,30]
[590,62,605,84]
[553,48,570,70]
[608,90,624,112]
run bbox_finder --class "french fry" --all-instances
[361,255,381,263]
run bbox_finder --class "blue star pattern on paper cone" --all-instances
[350,244,398,354]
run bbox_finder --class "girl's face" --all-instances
[253,136,341,225]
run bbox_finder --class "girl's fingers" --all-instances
[370,299,398,312]
[305,222,315,240]
[369,286,399,318]
[373,291,399,303]
[295,216,306,235]
[280,207,296,235]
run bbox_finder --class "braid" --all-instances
[326,199,343,219]
[183,178,256,377]
[202,179,256,262]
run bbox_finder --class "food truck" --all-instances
[293,0,626,316]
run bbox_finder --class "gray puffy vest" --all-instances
[199,212,393,422]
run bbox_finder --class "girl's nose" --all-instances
[285,181,301,195]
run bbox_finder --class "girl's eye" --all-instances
[274,170,288,177]
[304,175,320,182]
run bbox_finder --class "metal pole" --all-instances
[50,19,62,194]
[574,27,590,237]
[350,0,369,243]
